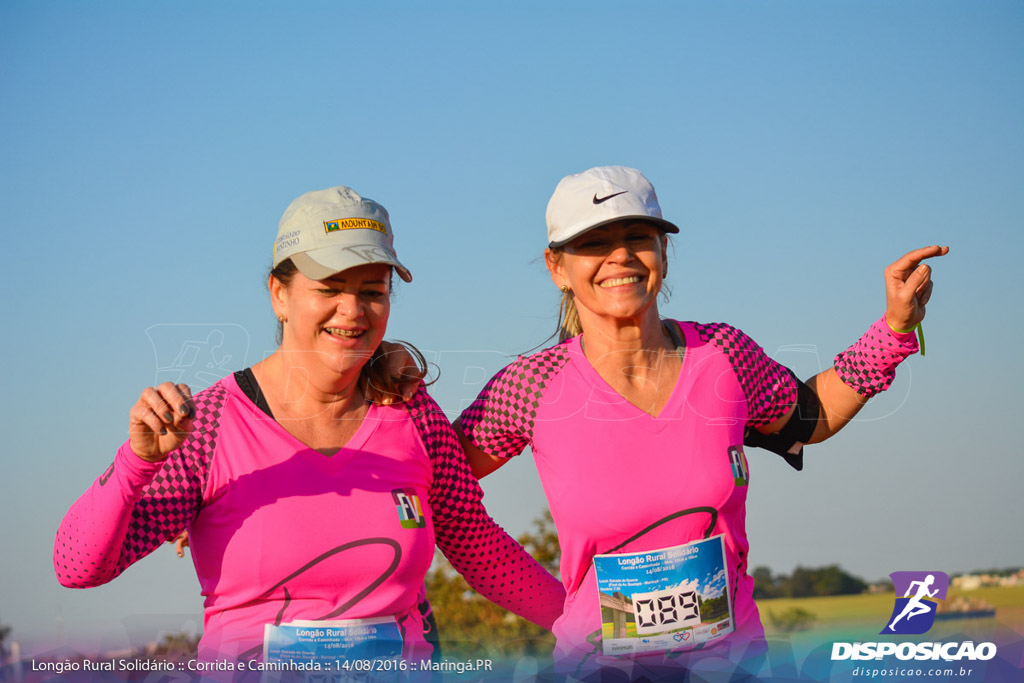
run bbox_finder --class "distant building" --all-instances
[952,570,1024,591]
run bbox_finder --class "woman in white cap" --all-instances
[456,166,948,679]
[54,186,565,665]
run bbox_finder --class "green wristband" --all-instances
[887,321,925,357]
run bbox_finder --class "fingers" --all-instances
[884,243,945,331]
[887,245,949,279]
[129,383,195,461]
[170,530,189,558]
[174,383,195,419]
[918,279,934,307]
[135,384,193,429]
[394,351,426,401]
[367,341,426,406]
[902,262,932,293]
[161,383,194,423]
[129,402,168,436]
[400,378,421,401]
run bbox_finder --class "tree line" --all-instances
[750,564,868,599]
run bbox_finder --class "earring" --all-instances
[277,314,287,323]
[560,285,569,293]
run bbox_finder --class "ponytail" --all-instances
[557,289,583,342]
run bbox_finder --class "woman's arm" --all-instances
[454,419,508,479]
[754,245,949,445]
[406,388,565,629]
[54,382,208,587]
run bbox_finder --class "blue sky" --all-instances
[1,0,1022,658]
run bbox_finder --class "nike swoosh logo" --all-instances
[593,191,627,204]
[99,462,115,486]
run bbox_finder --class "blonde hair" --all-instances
[557,289,583,342]
[547,248,583,342]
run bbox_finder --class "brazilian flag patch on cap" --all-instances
[324,218,386,234]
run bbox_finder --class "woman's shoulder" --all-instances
[672,319,741,337]
[392,385,462,457]
[189,373,241,414]
[673,319,763,349]
[168,374,244,460]
[396,384,446,419]
[501,339,575,379]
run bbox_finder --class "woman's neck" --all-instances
[579,309,673,363]
[577,311,682,416]
[251,352,366,419]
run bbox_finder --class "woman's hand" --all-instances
[170,530,190,558]
[128,382,195,462]
[364,341,426,405]
[884,245,949,331]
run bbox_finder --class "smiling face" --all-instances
[546,220,668,326]
[270,263,392,379]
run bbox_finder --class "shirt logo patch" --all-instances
[728,446,749,486]
[392,488,425,529]
[324,218,386,234]
[98,462,115,486]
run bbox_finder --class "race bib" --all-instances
[593,535,734,656]
[263,616,403,666]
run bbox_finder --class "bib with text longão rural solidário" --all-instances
[593,536,734,656]
[263,617,403,666]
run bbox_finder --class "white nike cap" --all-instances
[545,165,679,248]
[273,185,412,282]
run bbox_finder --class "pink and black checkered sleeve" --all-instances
[406,387,565,629]
[53,384,227,588]
[833,316,918,397]
[458,345,572,459]
[693,322,798,427]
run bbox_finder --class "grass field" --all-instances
[601,622,639,640]
[758,585,1024,646]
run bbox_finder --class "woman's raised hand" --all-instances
[884,245,949,332]
[128,382,195,462]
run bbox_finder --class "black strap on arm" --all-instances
[743,372,821,472]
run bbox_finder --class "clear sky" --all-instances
[1,0,1021,659]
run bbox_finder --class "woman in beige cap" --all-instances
[55,185,565,666]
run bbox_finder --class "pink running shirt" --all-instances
[460,321,798,677]
[55,375,564,661]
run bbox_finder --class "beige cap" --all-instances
[273,185,412,282]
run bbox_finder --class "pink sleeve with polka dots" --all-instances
[404,386,565,630]
[53,384,226,587]
[833,315,919,397]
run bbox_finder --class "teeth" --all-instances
[325,327,363,337]
[600,276,640,287]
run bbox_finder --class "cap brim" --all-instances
[291,249,413,282]
[547,216,680,248]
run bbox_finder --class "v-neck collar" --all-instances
[570,320,688,420]
[228,371,381,463]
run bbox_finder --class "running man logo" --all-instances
[728,446,749,486]
[324,218,386,234]
[881,571,949,635]
[392,489,425,529]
